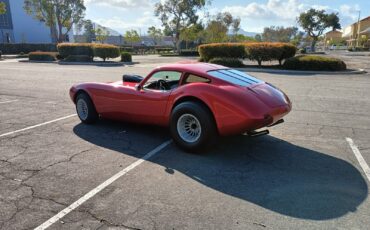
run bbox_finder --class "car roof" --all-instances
[155,62,228,75]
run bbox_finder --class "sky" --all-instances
[84,0,370,35]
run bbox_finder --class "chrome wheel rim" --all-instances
[177,114,202,143]
[77,99,88,121]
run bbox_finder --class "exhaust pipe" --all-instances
[243,129,270,137]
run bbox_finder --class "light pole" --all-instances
[356,10,361,48]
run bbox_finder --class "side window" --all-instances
[184,74,210,84]
[143,71,182,91]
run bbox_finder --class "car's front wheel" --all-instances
[76,93,98,124]
[170,101,217,152]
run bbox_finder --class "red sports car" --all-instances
[70,62,291,151]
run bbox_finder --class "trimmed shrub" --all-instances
[209,58,244,67]
[93,44,120,61]
[244,42,296,66]
[120,47,134,53]
[245,43,282,66]
[349,47,370,52]
[16,52,29,58]
[198,43,246,62]
[121,52,132,62]
[277,43,297,65]
[283,55,346,71]
[64,55,93,62]
[299,48,306,54]
[57,43,94,59]
[0,43,57,54]
[179,49,199,56]
[29,52,57,61]
[155,47,173,53]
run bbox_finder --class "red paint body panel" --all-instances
[70,63,292,136]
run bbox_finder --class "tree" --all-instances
[124,30,140,47]
[154,0,209,52]
[254,34,262,42]
[0,2,6,14]
[262,26,298,42]
[326,13,341,31]
[290,31,305,46]
[83,20,95,43]
[24,0,86,42]
[95,27,110,43]
[231,17,241,37]
[180,23,203,49]
[234,34,256,42]
[204,19,228,43]
[147,26,163,45]
[297,9,341,52]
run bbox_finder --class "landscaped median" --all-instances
[198,42,352,73]
[26,43,132,66]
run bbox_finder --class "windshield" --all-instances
[208,69,263,87]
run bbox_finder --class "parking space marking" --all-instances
[0,114,77,138]
[346,137,370,182]
[0,100,18,104]
[34,140,172,230]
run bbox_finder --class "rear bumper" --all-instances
[218,103,291,136]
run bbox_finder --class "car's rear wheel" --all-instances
[170,101,217,152]
[76,93,98,124]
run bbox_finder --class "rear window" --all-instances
[207,69,262,86]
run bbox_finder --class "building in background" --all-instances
[0,0,72,43]
[324,30,343,47]
[342,16,370,48]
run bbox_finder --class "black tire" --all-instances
[170,101,218,152]
[75,92,98,124]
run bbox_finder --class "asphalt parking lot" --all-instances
[1,55,370,229]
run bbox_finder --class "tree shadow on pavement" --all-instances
[73,121,368,220]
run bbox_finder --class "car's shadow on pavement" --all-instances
[73,121,368,221]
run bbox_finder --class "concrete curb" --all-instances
[19,60,124,66]
[235,67,367,75]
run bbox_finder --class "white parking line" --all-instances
[346,137,370,182]
[34,140,172,230]
[0,114,77,138]
[0,100,18,104]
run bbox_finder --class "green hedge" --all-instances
[57,43,94,58]
[198,42,297,66]
[283,55,346,71]
[209,58,244,67]
[155,47,173,53]
[179,49,199,56]
[0,43,57,54]
[93,44,120,61]
[245,42,296,66]
[29,52,57,61]
[120,52,132,62]
[64,55,93,62]
[198,43,245,62]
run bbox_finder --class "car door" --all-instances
[119,70,183,125]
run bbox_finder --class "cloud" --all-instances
[221,0,363,32]
[85,0,152,9]
[93,12,161,34]
[340,4,361,21]
[222,0,309,21]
